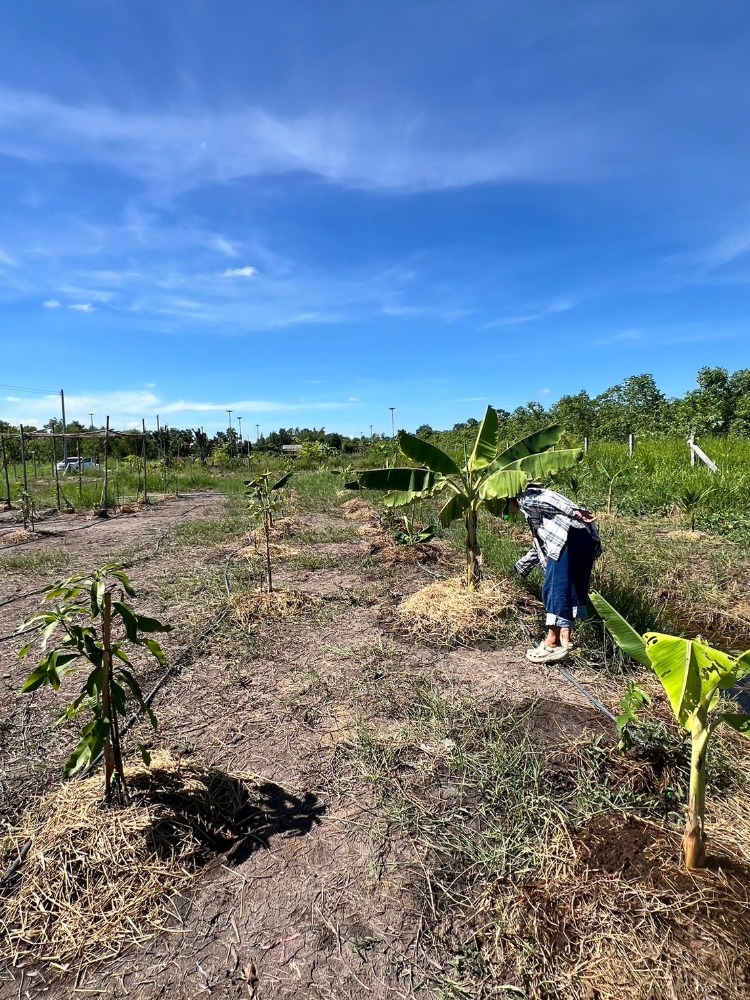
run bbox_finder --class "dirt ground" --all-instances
[0,496,676,999]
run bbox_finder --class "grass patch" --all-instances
[347,687,750,1000]
[0,548,73,575]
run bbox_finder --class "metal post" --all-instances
[101,416,110,516]
[156,415,161,463]
[227,409,233,458]
[628,433,634,458]
[0,433,11,510]
[389,407,396,439]
[256,423,260,443]
[583,436,589,454]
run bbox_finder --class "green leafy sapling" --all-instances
[245,472,293,594]
[591,591,750,869]
[18,564,171,804]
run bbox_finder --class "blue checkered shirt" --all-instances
[514,487,601,577]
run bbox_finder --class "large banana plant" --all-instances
[346,407,582,590]
[591,592,750,870]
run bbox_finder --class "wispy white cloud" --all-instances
[222,266,257,278]
[538,388,551,396]
[43,299,61,308]
[591,328,642,347]
[0,389,356,430]
[482,297,576,330]
[0,86,608,195]
[68,302,95,313]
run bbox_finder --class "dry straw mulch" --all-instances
[0,753,261,970]
[492,803,750,999]
[230,588,323,628]
[339,498,374,521]
[395,576,535,644]
[0,529,40,546]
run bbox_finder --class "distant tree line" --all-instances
[416,367,750,451]
[1,366,748,466]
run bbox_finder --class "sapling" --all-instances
[18,564,171,804]
[347,408,582,590]
[591,592,750,869]
[674,486,714,531]
[245,472,293,593]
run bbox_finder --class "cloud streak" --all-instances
[0,86,607,195]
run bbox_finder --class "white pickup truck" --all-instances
[56,458,98,473]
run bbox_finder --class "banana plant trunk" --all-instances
[683,716,709,869]
[101,593,116,801]
[465,507,482,591]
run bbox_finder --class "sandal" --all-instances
[561,637,577,650]
[526,642,569,664]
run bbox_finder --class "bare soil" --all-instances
[0,497,743,999]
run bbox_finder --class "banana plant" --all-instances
[591,592,750,869]
[346,407,582,590]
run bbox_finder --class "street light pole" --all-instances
[389,407,396,439]
[256,423,260,443]
[227,409,233,457]
[237,416,243,446]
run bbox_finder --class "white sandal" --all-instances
[526,642,569,663]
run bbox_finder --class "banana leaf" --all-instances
[502,448,582,480]
[350,467,436,494]
[589,592,650,667]
[439,492,469,528]
[489,424,563,474]
[643,634,703,729]
[477,469,529,500]
[468,406,499,471]
[398,432,460,476]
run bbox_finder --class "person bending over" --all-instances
[509,485,601,663]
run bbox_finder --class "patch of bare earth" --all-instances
[1,497,748,998]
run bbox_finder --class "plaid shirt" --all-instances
[514,487,601,578]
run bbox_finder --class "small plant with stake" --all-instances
[18,564,171,804]
[245,472,293,594]
[347,407,581,590]
[591,591,750,869]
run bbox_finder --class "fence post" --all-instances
[628,433,634,458]
[142,420,148,506]
[583,436,589,454]
[1,433,10,510]
[101,416,110,516]
[52,435,61,511]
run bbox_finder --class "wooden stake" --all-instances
[101,416,110,516]
[0,434,10,510]
[52,435,61,511]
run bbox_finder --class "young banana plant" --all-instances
[591,592,750,869]
[346,407,582,590]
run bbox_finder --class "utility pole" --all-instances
[60,389,68,462]
[237,416,243,446]
[256,423,260,443]
[369,424,373,439]
[89,413,94,429]
[226,410,233,457]
[389,407,396,439]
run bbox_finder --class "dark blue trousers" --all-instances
[541,527,596,627]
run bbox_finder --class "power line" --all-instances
[0,383,59,396]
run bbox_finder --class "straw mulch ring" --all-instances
[395,576,535,644]
[238,540,300,560]
[230,588,323,628]
[492,805,750,999]
[0,529,40,546]
[0,753,267,970]
[340,498,374,521]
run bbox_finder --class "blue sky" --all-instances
[1,1,750,436]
